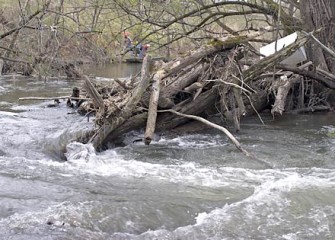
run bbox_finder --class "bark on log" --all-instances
[278,64,335,89]
[271,62,315,115]
[157,88,218,131]
[144,70,164,145]
[161,31,266,78]
[84,76,104,110]
[184,82,204,93]
[160,64,207,99]
[245,90,270,115]
[271,75,301,116]
[163,46,221,78]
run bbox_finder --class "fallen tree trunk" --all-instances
[157,88,218,131]
[271,75,301,116]
[144,70,164,145]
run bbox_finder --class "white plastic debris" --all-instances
[260,32,307,65]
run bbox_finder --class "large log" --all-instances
[163,46,221,78]
[161,31,269,78]
[160,63,208,99]
[144,70,164,145]
[278,64,335,89]
[157,88,218,131]
[271,75,301,116]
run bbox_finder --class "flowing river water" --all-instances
[0,64,334,240]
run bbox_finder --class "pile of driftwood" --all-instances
[73,30,334,156]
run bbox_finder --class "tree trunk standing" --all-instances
[300,0,335,73]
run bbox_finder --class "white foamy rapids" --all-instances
[155,134,228,149]
[65,142,97,162]
[119,172,335,240]
[0,110,19,117]
[64,142,288,188]
[0,201,109,239]
[0,107,93,159]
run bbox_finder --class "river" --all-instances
[0,65,334,240]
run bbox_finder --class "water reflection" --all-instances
[83,63,142,78]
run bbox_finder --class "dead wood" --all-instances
[278,64,335,89]
[161,63,207,99]
[184,82,204,93]
[270,61,314,116]
[66,30,335,157]
[90,55,152,149]
[84,76,104,110]
[0,59,3,76]
[271,75,301,116]
[144,69,164,145]
[163,46,221,78]
[19,96,90,101]
[157,88,218,131]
